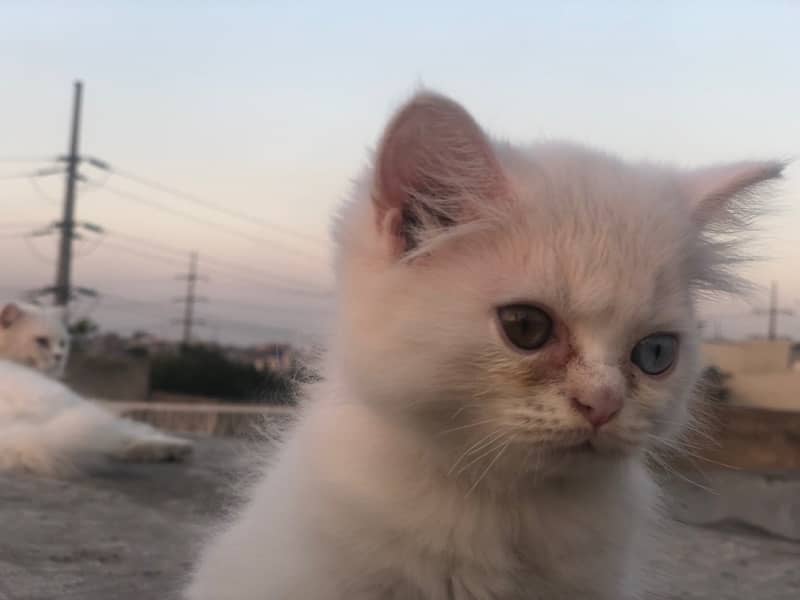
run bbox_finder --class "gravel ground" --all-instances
[1,435,798,600]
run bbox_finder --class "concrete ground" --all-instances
[1,435,799,600]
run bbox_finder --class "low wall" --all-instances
[702,340,793,374]
[679,405,800,471]
[726,372,800,412]
[104,401,294,437]
[65,352,150,402]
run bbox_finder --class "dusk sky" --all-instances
[1,1,798,344]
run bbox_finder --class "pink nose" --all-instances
[571,388,622,428]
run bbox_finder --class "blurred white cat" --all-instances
[0,302,193,476]
[187,91,784,599]
[0,302,70,378]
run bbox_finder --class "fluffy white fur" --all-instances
[0,359,193,475]
[0,302,70,377]
[186,92,783,599]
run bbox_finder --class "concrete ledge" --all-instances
[100,401,294,437]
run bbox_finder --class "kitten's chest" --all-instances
[359,556,623,600]
[364,499,631,600]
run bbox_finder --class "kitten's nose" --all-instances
[571,388,622,428]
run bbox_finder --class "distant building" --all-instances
[701,340,800,412]
[222,343,297,374]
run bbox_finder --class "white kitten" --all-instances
[0,302,70,378]
[186,92,783,599]
[0,302,193,475]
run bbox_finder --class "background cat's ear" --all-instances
[0,303,24,328]
[373,91,506,252]
[685,161,785,226]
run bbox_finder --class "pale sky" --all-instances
[1,1,798,345]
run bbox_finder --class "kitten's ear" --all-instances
[0,303,24,328]
[685,161,785,226]
[373,91,506,253]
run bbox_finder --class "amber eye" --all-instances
[497,304,553,351]
[631,333,678,375]
[35,336,50,350]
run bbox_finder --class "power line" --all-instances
[23,235,56,264]
[93,303,174,331]
[100,227,330,292]
[97,237,189,268]
[80,285,329,324]
[0,232,30,241]
[86,160,329,250]
[208,297,332,315]
[0,221,45,230]
[94,291,168,308]
[0,156,57,163]
[92,235,330,298]
[93,180,327,265]
[0,167,64,181]
[28,172,62,203]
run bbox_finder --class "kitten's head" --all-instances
[0,302,70,377]
[333,92,783,485]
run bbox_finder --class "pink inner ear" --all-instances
[1,303,22,328]
[373,92,505,222]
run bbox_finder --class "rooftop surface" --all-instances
[1,435,799,600]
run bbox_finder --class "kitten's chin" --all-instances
[565,438,634,459]
[520,435,639,475]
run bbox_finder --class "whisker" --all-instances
[448,429,505,476]
[647,433,707,454]
[466,436,514,496]
[652,417,719,446]
[437,418,503,436]
[645,449,718,495]
[648,434,739,471]
[455,432,511,476]
[446,402,488,422]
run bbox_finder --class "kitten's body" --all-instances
[187,93,782,599]
[0,303,193,476]
[190,395,653,599]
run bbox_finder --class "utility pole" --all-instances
[768,281,778,340]
[54,80,83,314]
[753,281,794,340]
[175,252,206,346]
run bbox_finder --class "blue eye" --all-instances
[631,334,678,375]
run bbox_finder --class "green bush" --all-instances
[150,344,294,404]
